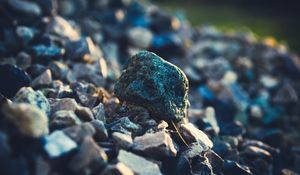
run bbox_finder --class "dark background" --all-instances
[151,0,300,54]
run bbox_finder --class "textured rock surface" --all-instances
[114,51,189,121]
[3,103,49,138]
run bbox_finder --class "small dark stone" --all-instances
[222,160,253,175]
[0,64,31,98]
[90,120,108,141]
[31,44,65,63]
[114,51,189,121]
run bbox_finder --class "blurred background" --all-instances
[151,0,300,54]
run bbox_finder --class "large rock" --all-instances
[114,51,189,121]
[14,87,50,115]
[3,103,49,138]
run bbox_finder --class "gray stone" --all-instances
[90,120,108,141]
[112,132,133,150]
[63,123,96,143]
[114,51,189,121]
[179,123,213,150]
[3,103,48,138]
[127,27,153,49]
[44,131,77,158]
[49,98,78,114]
[31,69,52,88]
[48,61,70,79]
[100,162,134,175]
[117,150,162,175]
[46,16,80,41]
[50,110,81,129]
[133,131,177,159]
[14,87,50,115]
[92,103,106,122]
[75,105,94,121]
[16,52,31,69]
[68,136,107,172]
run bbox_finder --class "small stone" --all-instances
[133,131,177,159]
[112,132,133,150]
[3,103,48,138]
[179,123,213,150]
[46,16,80,41]
[101,162,134,175]
[49,98,78,114]
[127,27,153,49]
[31,45,65,62]
[92,103,106,122]
[240,146,273,162]
[31,69,52,88]
[48,61,70,79]
[50,110,81,130]
[16,26,34,45]
[109,117,141,135]
[26,64,47,79]
[16,52,31,69]
[114,51,189,121]
[0,64,31,98]
[14,87,50,115]
[205,150,224,173]
[203,107,220,135]
[44,131,77,158]
[90,120,108,141]
[71,63,105,86]
[68,136,107,172]
[7,0,41,17]
[117,150,162,175]
[222,160,253,175]
[75,105,94,121]
[63,123,96,143]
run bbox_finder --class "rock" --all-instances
[108,117,141,135]
[0,64,31,98]
[48,61,70,80]
[179,123,213,150]
[92,103,106,122]
[31,45,65,63]
[240,146,273,163]
[75,105,94,121]
[71,63,105,86]
[16,52,31,69]
[68,136,107,172]
[112,132,133,150]
[50,110,81,130]
[205,150,224,173]
[114,51,189,121]
[90,120,108,141]
[46,16,80,41]
[117,150,162,175]
[133,131,177,159]
[3,103,48,138]
[49,98,78,114]
[16,26,34,45]
[63,123,96,143]
[127,27,153,48]
[14,87,50,115]
[222,160,253,175]
[44,130,77,158]
[7,0,41,17]
[31,69,52,88]
[101,162,134,175]
[26,64,47,79]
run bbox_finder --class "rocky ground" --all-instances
[0,0,300,175]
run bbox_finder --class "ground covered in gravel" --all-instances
[0,0,300,175]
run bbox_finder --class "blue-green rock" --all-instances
[114,51,189,121]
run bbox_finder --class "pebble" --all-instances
[49,98,78,114]
[3,103,48,138]
[44,130,77,158]
[50,110,81,130]
[179,123,213,150]
[92,103,106,122]
[222,160,253,175]
[68,136,107,172]
[127,27,153,49]
[114,51,189,121]
[63,123,96,143]
[75,105,94,121]
[117,150,162,175]
[112,132,133,150]
[14,87,50,115]
[133,131,177,159]
[31,69,52,88]
[90,120,108,141]
[0,64,31,98]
